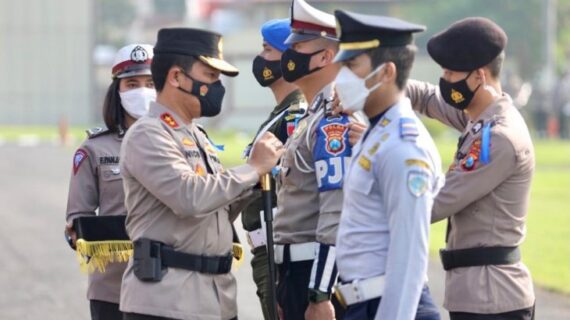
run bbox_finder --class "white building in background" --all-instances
[0,0,94,126]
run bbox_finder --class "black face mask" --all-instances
[280,48,324,83]
[178,70,226,117]
[439,71,481,111]
[252,56,282,87]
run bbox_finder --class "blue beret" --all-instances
[261,19,291,52]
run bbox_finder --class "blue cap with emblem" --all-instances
[261,19,292,52]
[333,10,426,63]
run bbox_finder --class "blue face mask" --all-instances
[178,70,226,117]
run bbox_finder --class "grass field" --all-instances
[2,125,569,294]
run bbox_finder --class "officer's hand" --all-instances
[348,122,367,146]
[304,300,335,320]
[65,222,77,247]
[330,88,354,116]
[247,132,285,177]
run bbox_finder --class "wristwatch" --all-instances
[308,288,331,303]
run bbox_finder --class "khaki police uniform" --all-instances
[119,102,259,320]
[407,79,535,314]
[66,129,127,304]
[241,89,306,320]
[274,84,343,246]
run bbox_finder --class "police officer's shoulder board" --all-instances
[399,118,419,141]
[86,127,111,139]
[313,114,352,192]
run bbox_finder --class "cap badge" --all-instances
[199,85,209,96]
[287,60,296,71]
[130,45,149,63]
[263,67,274,80]
[218,39,224,58]
[451,89,465,104]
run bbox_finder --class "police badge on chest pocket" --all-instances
[314,115,352,192]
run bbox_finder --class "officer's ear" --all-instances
[380,62,397,85]
[476,68,488,85]
[166,67,183,89]
[321,48,337,65]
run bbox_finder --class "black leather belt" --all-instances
[439,246,520,271]
[133,238,232,281]
[161,246,233,274]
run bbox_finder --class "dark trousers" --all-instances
[276,252,344,320]
[449,305,535,320]
[251,246,272,320]
[124,313,238,320]
[90,300,123,320]
[343,286,440,320]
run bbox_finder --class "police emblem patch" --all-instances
[321,123,348,156]
[287,60,295,71]
[407,170,429,197]
[130,45,149,63]
[263,67,274,81]
[460,139,481,171]
[451,88,465,104]
[73,149,88,175]
[199,85,209,96]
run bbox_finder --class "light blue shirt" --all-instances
[336,97,444,320]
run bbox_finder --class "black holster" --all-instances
[133,238,168,282]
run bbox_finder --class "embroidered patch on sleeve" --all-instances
[73,149,88,175]
[314,115,352,192]
[407,170,430,197]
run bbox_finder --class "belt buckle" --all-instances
[334,287,347,308]
[246,233,254,249]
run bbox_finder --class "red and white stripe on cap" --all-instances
[291,0,336,37]
[111,44,154,79]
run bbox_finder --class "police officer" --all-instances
[65,43,155,320]
[273,1,351,319]
[406,17,535,320]
[333,10,443,320]
[243,18,306,320]
[118,28,284,320]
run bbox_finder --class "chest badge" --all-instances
[358,155,371,171]
[293,119,308,139]
[195,164,207,177]
[182,137,195,147]
[368,143,380,155]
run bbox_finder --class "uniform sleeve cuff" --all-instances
[231,164,260,188]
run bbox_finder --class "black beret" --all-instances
[334,10,426,63]
[427,17,507,72]
[154,28,239,77]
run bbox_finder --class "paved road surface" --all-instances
[0,144,568,319]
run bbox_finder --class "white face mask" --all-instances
[335,64,385,112]
[119,87,156,119]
